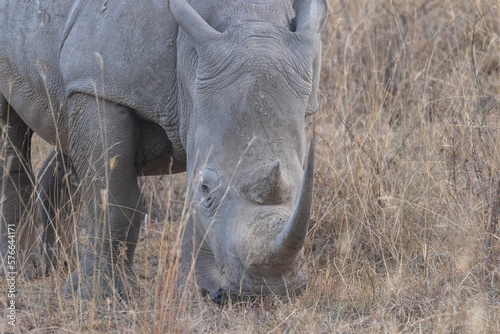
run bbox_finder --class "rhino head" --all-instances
[170,0,326,301]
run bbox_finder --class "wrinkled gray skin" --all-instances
[0,0,326,300]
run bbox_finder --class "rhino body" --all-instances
[0,0,325,299]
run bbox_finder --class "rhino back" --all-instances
[0,0,72,150]
[60,0,179,134]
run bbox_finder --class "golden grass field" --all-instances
[2,0,500,332]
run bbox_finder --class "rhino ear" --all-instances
[292,0,326,115]
[306,47,321,116]
[293,0,327,33]
[169,0,221,44]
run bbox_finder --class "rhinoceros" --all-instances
[0,0,326,301]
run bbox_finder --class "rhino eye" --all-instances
[198,168,218,208]
[201,183,214,208]
[201,184,210,196]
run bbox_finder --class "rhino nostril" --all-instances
[210,288,238,305]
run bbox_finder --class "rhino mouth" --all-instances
[211,264,307,305]
[210,274,307,305]
[210,289,239,305]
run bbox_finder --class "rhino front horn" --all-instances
[275,135,315,254]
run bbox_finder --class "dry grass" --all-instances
[2,0,500,332]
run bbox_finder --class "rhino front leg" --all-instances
[64,94,143,300]
[0,94,42,279]
[37,148,79,274]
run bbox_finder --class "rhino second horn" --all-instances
[240,160,290,205]
[274,135,315,254]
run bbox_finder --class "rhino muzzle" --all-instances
[226,137,315,299]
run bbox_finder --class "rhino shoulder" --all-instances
[60,0,179,120]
